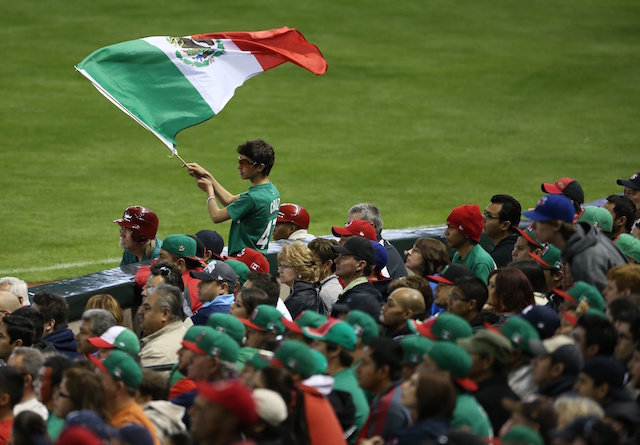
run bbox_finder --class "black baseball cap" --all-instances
[426,264,474,285]
[617,172,640,190]
[331,236,376,264]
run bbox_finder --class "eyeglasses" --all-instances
[238,157,258,167]
[449,292,471,302]
[278,264,294,270]
[483,212,500,220]
[55,389,71,399]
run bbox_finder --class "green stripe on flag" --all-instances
[77,39,214,146]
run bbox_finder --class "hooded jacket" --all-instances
[43,327,82,360]
[143,400,186,444]
[562,222,627,292]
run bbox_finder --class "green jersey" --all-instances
[452,243,496,284]
[227,181,280,256]
[333,367,370,442]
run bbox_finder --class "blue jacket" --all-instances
[190,294,234,325]
[44,327,82,360]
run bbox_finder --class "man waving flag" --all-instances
[76,27,328,151]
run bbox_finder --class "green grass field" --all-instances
[1,0,639,283]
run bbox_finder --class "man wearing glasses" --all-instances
[483,194,522,268]
[186,139,280,256]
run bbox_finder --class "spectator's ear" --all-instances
[0,393,9,408]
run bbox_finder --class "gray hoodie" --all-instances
[143,400,186,444]
[562,222,627,292]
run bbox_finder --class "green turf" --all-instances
[1,0,639,282]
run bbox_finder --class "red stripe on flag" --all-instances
[191,27,328,75]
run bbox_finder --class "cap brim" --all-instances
[522,209,553,222]
[331,245,354,256]
[189,271,215,282]
[454,377,478,392]
[527,252,553,269]
[528,339,549,356]
[332,226,352,237]
[88,353,109,374]
[516,228,541,248]
[414,323,438,341]
[240,318,266,332]
[426,275,454,285]
[541,183,563,194]
[281,318,302,334]
[617,179,640,190]
[181,340,206,356]
[553,288,577,303]
[87,337,114,349]
[301,326,325,342]
[562,312,578,326]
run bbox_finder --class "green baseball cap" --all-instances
[529,243,562,271]
[207,313,246,344]
[457,329,513,365]
[424,341,477,391]
[578,206,614,233]
[240,305,285,334]
[515,226,542,248]
[281,311,328,335]
[615,234,640,263]
[182,325,208,344]
[87,326,140,356]
[162,234,201,260]
[345,310,380,343]
[266,339,318,379]
[310,350,328,375]
[181,326,239,362]
[502,425,544,445]
[302,319,357,351]
[409,312,473,342]
[90,349,142,390]
[499,316,540,355]
[245,349,272,370]
[226,259,250,285]
[401,335,434,365]
[555,281,605,312]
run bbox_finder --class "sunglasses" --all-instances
[238,157,259,167]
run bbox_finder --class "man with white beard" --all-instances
[114,206,162,266]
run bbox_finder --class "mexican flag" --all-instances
[76,27,328,151]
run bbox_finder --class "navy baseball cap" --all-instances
[522,195,575,223]
[520,305,560,340]
[617,172,640,190]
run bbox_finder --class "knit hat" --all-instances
[500,315,540,355]
[615,234,640,263]
[197,380,259,427]
[401,335,434,365]
[302,318,357,351]
[207,313,246,344]
[332,219,377,241]
[281,310,327,335]
[181,326,239,362]
[423,341,477,391]
[240,305,285,334]
[90,349,143,390]
[87,326,140,356]
[578,206,614,232]
[457,329,513,365]
[409,312,473,342]
[345,310,380,343]
[446,204,483,243]
[522,195,575,223]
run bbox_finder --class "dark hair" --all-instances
[246,272,280,305]
[150,262,185,292]
[387,276,434,311]
[490,194,522,231]
[415,369,457,420]
[237,139,275,176]
[63,367,110,421]
[361,262,373,278]
[507,260,548,294]
[240,287,273,315]
[307,238,339,273]
[608,294,640,320]
[188,235,207,259]
[412,238,450,277]
[0,367,24,407]
[576,313,617,356]
[12,411,47,445]
[32,292,69,326]
[42,354,74,391]
[138,369,169,401]
[454,276,488,310]
[367,338,403,381]
[1,315,34,346]
[166,432,198,445]
[490,268,535,313]
[326,343,354,368]
[613,309,640,343]
[11,307,44,343]
[606,194,637,232]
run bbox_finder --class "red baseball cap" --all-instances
[446,204,483,243]
[197,380,259,427]
[332,219,377,241]
[229,248,270,273]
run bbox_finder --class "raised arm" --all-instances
[186,162,239,206]
[196,177,231,224]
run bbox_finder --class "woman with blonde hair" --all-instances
[277,242,323,318]
[85,293,124,326]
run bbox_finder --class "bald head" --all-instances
[382,288,427,332]
[392,288,426,315]
[0,291,21,316]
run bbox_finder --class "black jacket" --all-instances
[284,281,324,319]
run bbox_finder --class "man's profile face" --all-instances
[75,319,97,355]
[157,249,177,265]
[624,188,640,208]
[142,274,166,300]
[381,291,407,329]
[0,322,16,362]
[444,224,467,250]
[334,254,361,279]
[531,221,556,244]
[118,227,134,250]
[197,280,224,303]
[273,222,294,241]
[512,236,534,262]
[483,203,504,238]
[138,293,166,335]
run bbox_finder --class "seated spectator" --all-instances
[0,292,21,321]
[521,305,560,340]
[403,238,449,315]
[445,204,496,284]
[243,271,292,321]
[553,395,605,429]
[194,229,225,262]
[88,325,141,359]
[427,264,475,314]
[189,260,237,325]
[273,203,314,240]
[541,177,584,217]
[0,315,35,364]
[238,304,285,350]
[446,276,489,328]
[114,205,161,266]
[0,277,29,307]
[84,293,124,326]
[9,411,47,445]
[75,309,117,356]
[486,268,534,315]
[507,259,549,306]
[550,416,619,445]
[135,370,186,444]
[614,234,640,263]
[602,264,640,306]
[277,242,324,318]
[249,388,289,444]
[511,227,543,262]
[530,335,582,397]
[0,367,24,445]
[617,171,640,219]
[604,194,637,239]
[528,244,564,297]
[578,206,614,237]
[7,347,47,421]
[31,292,80,360]
[35,354,74,441]
[308,237,342,311]
[500,316,540,399]
[411,312,473,343]
[53,366,109,422]
[501,394,557,444]
[344,310,380,365]
[230,286,273,320]
[483,194,521,268]
[573,356,632,412]
[381,288,426,339]
[569,312,617,360]
[138,285,187,371]
[612,307,640,364]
